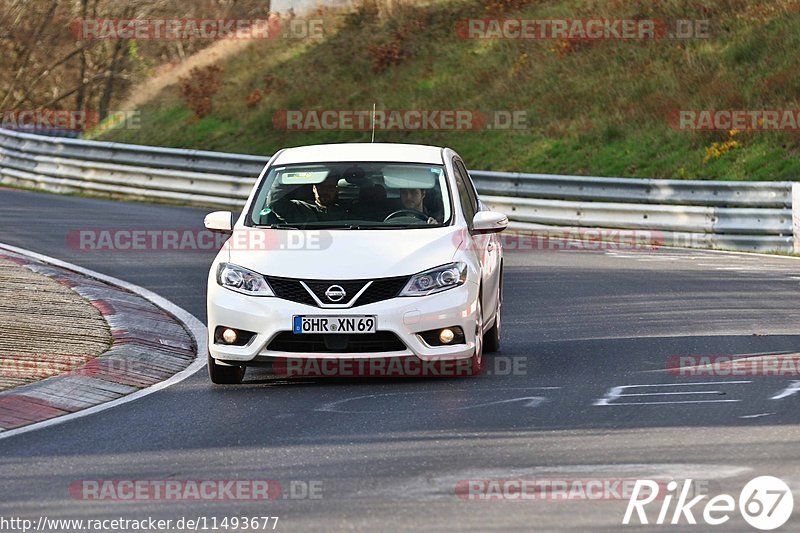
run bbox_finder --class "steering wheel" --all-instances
[384,209,429,222]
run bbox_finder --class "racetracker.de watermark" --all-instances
[667,354,800,377]
[669,109,800,131]
[270,355,526,378]
[69,479,323,501]
[69,18,323,40]
[0,356,110,380]
[0,356,195,381]
[453,229,666,253]
[456,478,686,501]
[0,110,139,132]
[272,109,529,131]
[67,229,332,252]
[457,19,710,40]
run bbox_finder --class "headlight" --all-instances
[400,262,467,296]
[216,263,274,296]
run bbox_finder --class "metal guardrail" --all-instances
[0,128,266,177]
[471,171,792,208]
[480,196,792,235]
[0,128,796,252]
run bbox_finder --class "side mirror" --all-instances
[204,211,233,234]
[472,211,508,234]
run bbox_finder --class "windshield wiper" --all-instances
[377,224,433,229]
[256,223,359,230]
[255,223,299,230]
[322,225,413,230]
[258,223,433,230]
[295,224,372,230]
[323,224,432,230]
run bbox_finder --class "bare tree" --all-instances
[0,0,58,109]
[0,0,271,130]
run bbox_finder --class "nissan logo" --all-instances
[325,285,346,302]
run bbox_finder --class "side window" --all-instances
[452,158,476,225]
[455,159,480,212]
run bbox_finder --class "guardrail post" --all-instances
[793,183,800,253]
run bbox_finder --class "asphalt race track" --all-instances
[1,188,799,531]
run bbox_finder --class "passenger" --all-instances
[271,172,347,223]
[312,174,347,219]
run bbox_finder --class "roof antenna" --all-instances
[371,103,376,143]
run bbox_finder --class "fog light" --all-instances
[418,326,465,347]
[222,328,238,344]
[439,328,455,344]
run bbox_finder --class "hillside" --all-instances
[98,0,800,180]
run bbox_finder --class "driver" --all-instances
[399,188,438,224]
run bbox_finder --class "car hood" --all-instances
[224,226,465,279]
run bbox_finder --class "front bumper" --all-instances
[207,281,479,363]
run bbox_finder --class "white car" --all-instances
[204,143,507,384]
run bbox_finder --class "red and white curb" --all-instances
[0,242,206,440]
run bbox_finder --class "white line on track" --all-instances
[315,387,560,413]
[0,242,207,441]
[771,380,800,400]
[593,381,751,406]
[603,400,741,406]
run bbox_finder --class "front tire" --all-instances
[467,294,484,376]
[483,309,501,353]
[483,265,502,353]
[208,352,246,384]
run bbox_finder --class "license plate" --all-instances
[293,315,376,334]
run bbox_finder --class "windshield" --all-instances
[248,162,452,229]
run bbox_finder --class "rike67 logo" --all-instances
[623,476,793,530]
